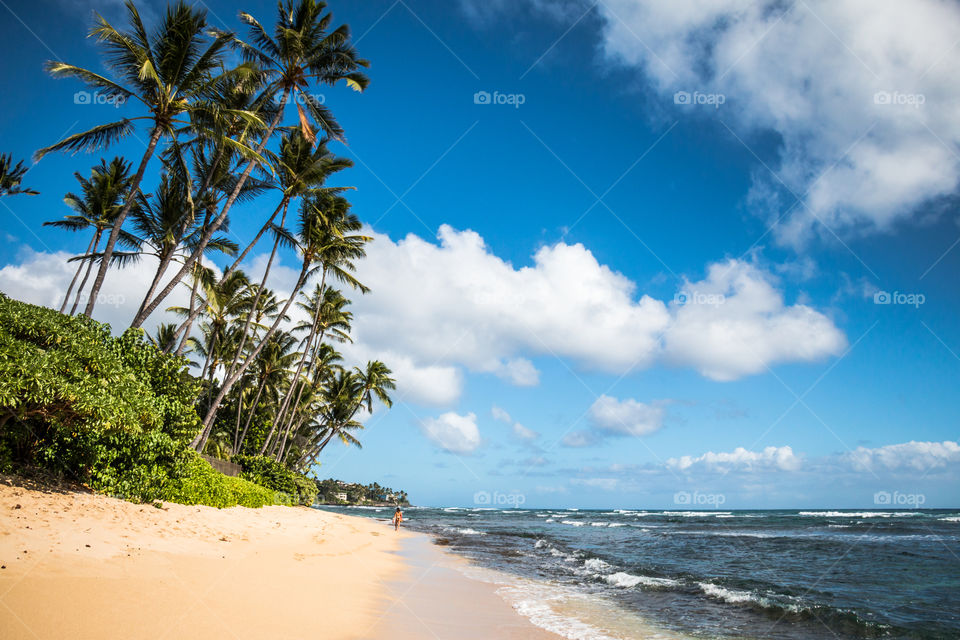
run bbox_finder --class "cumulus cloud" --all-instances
[589,395,665,437]
[0,247,195,335]
[664,259,847,380]
[847,441,960,473]
[668,445,802,472]
[348,225,845,395]
[593,0,960,243]
[419,412,482,454]
[0,225,846,407]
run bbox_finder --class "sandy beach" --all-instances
[0,478,559,639]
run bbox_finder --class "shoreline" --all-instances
[0,479,561,639]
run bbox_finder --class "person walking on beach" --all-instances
[392,507,403,531]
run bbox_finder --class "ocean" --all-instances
[314,506,960,639]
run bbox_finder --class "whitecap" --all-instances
[604,572,681,589]
[583,558,611,573]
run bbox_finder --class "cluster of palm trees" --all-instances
[33,0,394,472]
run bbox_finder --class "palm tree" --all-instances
[0,153,38,198]
[131,0,369,328]
[234,330,300,453]
[192,190,369,451]
[35,1,251,317]
[268,341,343,458]
[260,193,370,453]
[149,323,179,352]
[128,172,237,319]
[269,286,353,454]
[171,270,252,386]
[43,157,139,314]
[292,360,393,467]
[217,131,353,387]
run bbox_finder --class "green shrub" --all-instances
[233,454,316,506]
[162,451,279,508]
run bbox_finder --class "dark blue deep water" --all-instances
[316,507,960,639]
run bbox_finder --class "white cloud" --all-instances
[513,422,539,440]
[0,247,195,336]
[348,226,845,397]
[0,226,847,408]
[561,430,600,448]
[491,405,539,440]
[668,445,802,472]
[589,395,665,437]
[494,357,540,386]
[591,0,960,243]
[664,259,847,380]
[847,440,960,472]
[419,412,482,454]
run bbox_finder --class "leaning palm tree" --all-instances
[216,131,353,386]
[171,270,252,384]
[128,172,237,319]
[0,153,38,198]
[35,1,254,317]
[131,0,369,328]
[192,192,369,452]
[291,360,393,467]
[270,286,354,453]
[234,329,300,453]
[43,157,139,314]
[260,193,370,453]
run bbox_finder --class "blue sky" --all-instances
[1,0,958,508]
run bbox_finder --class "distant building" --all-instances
[334,492,348,501]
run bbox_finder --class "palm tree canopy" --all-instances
[0,153,39,197]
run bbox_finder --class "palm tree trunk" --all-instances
[276,415,306,462]
[220,197,291,385]
[192,258,310,452]
[134,250,172,321]
[131,91,290,328]
[171,225,211,356]
[167,195,289,349]
[60,232,98,313]
[236,376,266,453]
[270,272,326,453]
[83,126,162,317]
[71,229,103,315]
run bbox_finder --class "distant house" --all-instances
[334,492,348,501]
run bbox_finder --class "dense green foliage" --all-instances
[233,454,317,506]
[0,294,280,507]
[315,478,409,505]
[162,451,279,508]
[2,0,397,510]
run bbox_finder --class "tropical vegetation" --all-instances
[1,0,397,509]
